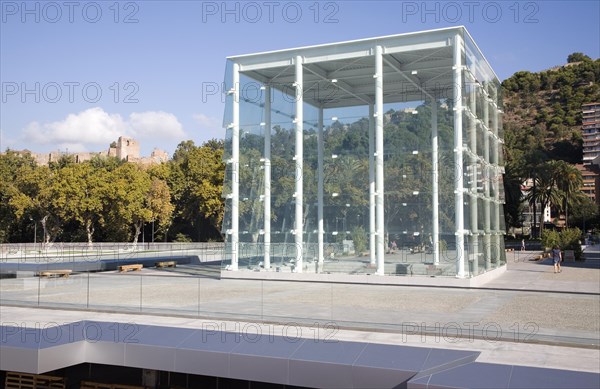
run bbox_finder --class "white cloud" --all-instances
[23,107,127,148]
[21,108,186,152]
[193,113,223,140]
[0,127,18,151]
[56,143,89,152]
[128,111,185,140]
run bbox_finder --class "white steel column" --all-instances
[231,63,240,271]
[483,85,492,270]
[317,106,325,267]
[453,34,466,278]
[431,100,440,265]
[263,86,272,269]
[492,90,501,263]
[368,102,376,266]
[375,45,385,275]
[294,56,304,272]
[469,81,479,276]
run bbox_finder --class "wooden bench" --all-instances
[410,246,425,254]
[118,264,143,272]
[38,270,72,278]
[155,260,176,268]
[5,372,65,388]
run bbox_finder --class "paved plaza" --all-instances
[1,246,599,376]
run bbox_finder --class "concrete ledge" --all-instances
[221,264,507,288]
[2,320,597,389]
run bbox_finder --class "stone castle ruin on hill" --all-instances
[18,136,169,166]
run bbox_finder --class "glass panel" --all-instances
[322,106,369,272]
[38,275,87,308]
[141,275,199,316]
[88,273,141,312]
[220,31,505,277]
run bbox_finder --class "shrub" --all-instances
[352,226,367,254]
[541,230,560,250]
[560,227,583,260]
[173,232,192,242]
[542,228,583,260]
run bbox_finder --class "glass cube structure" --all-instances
[221,26,506,278]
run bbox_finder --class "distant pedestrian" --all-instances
[552,245,562,273]
[521,239,526,251]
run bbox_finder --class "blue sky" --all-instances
[1,0,599,156]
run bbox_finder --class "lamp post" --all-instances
[151,219,155,243]
[29,217,37,245]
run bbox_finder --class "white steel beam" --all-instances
[318,106,325,268]
[431,100,440,265]
[263,86,272,270]
[383,56,434,101]
[492,84,501,264]
[369,102,376,266]
[294,56,304,273]
[469,82,479,277]
[375,45,385,275]
[231,63,240,271]
[453,34,466,278]
[483,84,492,270]
[303,64,371,105]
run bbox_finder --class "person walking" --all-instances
[521,239,526,251]
[552,245,562,273]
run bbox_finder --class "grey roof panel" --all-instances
[228,335,306,384]
[1,321,598,389]
[0,346,40,372]
[414,362,512,389]
[85,340,126,366]
[407,375,431,389]
[1,326,38,349]
[81,321,147,343]
[229,352,291,384]
[508,365,600,389]
[131,324,196,347]
[177,329,242,352]
[290,339,368,364]
[38,342,85,372]
[354,343,431,371]
[289,358,357,388]
[231,331,306,358]
[39,323,86,348]
[352,365,419,389]
[420,348,480,372]
[125,343,177,372]
[174,347,231,378]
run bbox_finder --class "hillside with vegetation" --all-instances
[502,53,600,233]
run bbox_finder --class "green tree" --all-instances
[14,164,59,244]
[168,140,225,241]
[553,161,583,227]
[50,163,110,244]
[147,177,174,241]
[569,195,599,231]
[567,53,591,63]
[0,151,37,242]
[107,163,153,244]
[525,161,562,237]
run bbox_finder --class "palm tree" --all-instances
[525,161,562,237]
[523,150,547,237]
[553,161,583,228]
